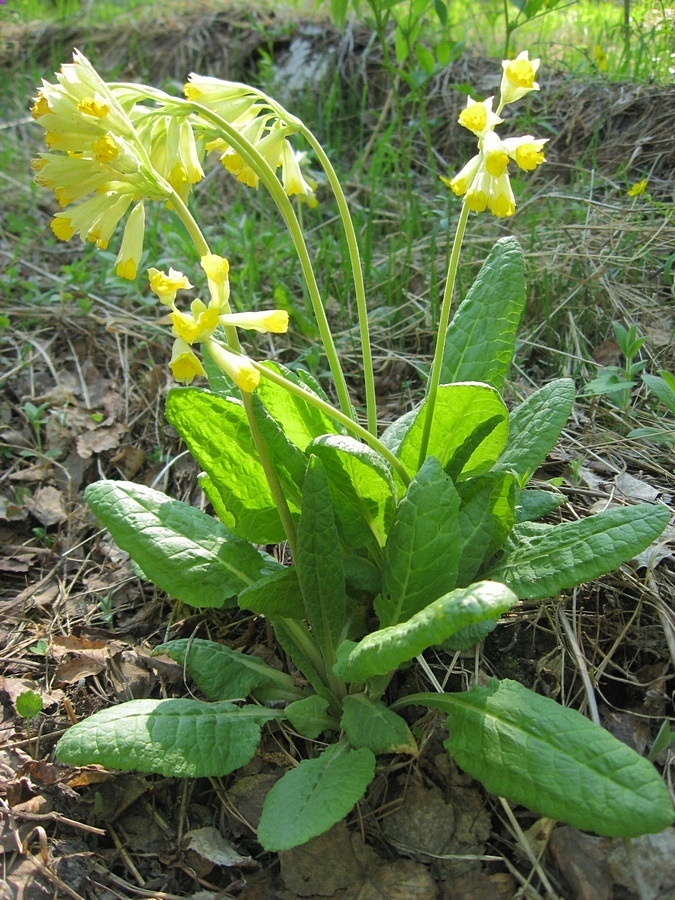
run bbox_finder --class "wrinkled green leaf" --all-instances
[441,238,525,389]
[488,503,670,599]
[296,456,347,669]
[56,699,281,778]
[416,680,675,837]
[341,694,417,755]
[442,618,498,651]
[249,393,307,494]
[257,742,376,851]
[16,690,43,719]
[397,384,508,482]
[165,389,290,543]
[494,379,575,480]
[308,434,397,549]
[379,407,418,457]
[516,489,565,523]
[238,567,306,619]
[84,481,269,608]
[285,695,337,739]
[336,581,518,681]
[455,473,516,585]
[153,639,297,700]
[376,457,461,627]
[256,362,341,451]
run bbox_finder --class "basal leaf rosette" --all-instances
[149,254,289,392]
[443,51,546,218]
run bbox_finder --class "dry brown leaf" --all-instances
[23,486,67,527]
[76,423,126,459]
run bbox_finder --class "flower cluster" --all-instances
[184,75,315,199]
[149,254,289,392]
[444,51,547,217]
[31,51,177,279]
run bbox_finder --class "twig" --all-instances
[557,600,601,726]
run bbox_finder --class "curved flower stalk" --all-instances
[419,51,547,466]
[148,254,289,393]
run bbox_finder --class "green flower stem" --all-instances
[245,356,411,487]
[169,195,299,558]
[300,126,378,437]
[183,100,355,425]
[241,390,299,560]
[416,200,470,469]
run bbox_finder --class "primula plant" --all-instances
[32,51,674,851]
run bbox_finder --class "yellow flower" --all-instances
[502,135,548,172]
[482,131,509,177]
[184,76,260,122]
[445,54,546,218]
[51,191,134,248]
[219,310,289,334]
[204,339,260,393]
[594,45,608,72]
[201,254,231,311]
[171,298,220,344]
[280,141,315,198]
[458,97,502,138]
[148,267,194,305]
[169,338,206,384]
[115,201,145,280]
[627,179,648,197]
[500,51,541,106]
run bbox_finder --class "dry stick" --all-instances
[498,798,559,899]
[557,600,601,727]
[24,849,87,900]
[12,810,105,836]
[108,823,146,887]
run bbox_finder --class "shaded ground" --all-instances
[1,5,674,898]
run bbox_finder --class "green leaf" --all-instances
[376,457,461,627]
[257,742,376,851]
[417,680,675,837]
[455,473,516,585]
[515,489,565,523]
[84,481,269,608]
[494,379,575,480]
[397,384,508,483]
[433,0,448,26]
[488,503,670,599]
[285,696,337,739]
[238,567,306,619]
[441,238,525,390]
[379,407,418,456]
[153,639,297,700]
[341,695,417,755]
[56,699,281,778]
[336,581,518,682]
[308,434,397,549]
[165,388,290,543]
[643,372,675,416]
[442,618,498,651]
[249,393,307,494]
[16,690,43,718]
[296,456,347,670]
[256,362,341,451]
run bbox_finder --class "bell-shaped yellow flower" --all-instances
[280,141,315,198]
[219,309,289,334]
[148,267,194,305]
[169,338,206,384]
[51,190,134,248]
[458,97,502,138]
[502,135,548,172]
[204,339,260,393]
[499,51,541,107]
[171,298,221,345]
[201,254,231,311]
[115,201,145,280]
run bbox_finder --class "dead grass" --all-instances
[0,6,674,899]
